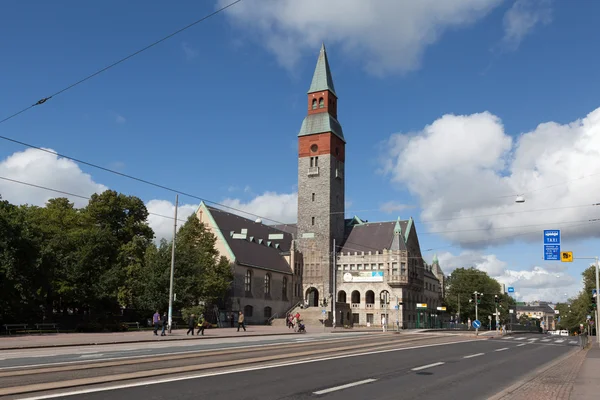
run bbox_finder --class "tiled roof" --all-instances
[308,43,336,96]
[339,220,408,254]
[298,113,345,141]
[207,206,293,274]
[271,223,297,236]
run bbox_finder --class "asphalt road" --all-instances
[10,333,579,400]
[0,332,372,369]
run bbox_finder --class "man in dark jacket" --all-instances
[186,313,195,336]
[161,312,168,336]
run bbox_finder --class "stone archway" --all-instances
[305,287,319,307]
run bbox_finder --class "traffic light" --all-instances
[469,293,476,303]
[593,295,597,308]
[494,295,499,305]
[477,293,483,304]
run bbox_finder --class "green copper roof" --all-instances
[393,217,402,234]
[298,112,345,142]
[433,253,439,264]
[308,43,336,96]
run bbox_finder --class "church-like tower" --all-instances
[297,43,346,306]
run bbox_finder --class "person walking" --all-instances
[152,310,160,336]
[161,312,168,336]
[197,314,206,336]
[186,313,195,336]
[237,311,246,332]
[382,315,387,332]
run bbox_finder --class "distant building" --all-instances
[516,301,556,330]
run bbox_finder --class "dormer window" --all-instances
[319,97,324,108]
[312,99,317,110]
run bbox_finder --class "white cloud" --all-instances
[182,42,199,59]
[145,199,199,243]
[0,148,107,208]
[221,191,298,225]
[382,107,600,248]
[501,0,553,51]
[218,0,503,75]
[437,251,580,302]
[380,201,414,214]
[115,114,126,124]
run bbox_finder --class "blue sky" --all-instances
[1,0,600,302]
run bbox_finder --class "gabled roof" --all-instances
[308,43,336,96]
[298,113,345,142]
[271,223,297,236]
[205,205,293,275]
[339,220,408,254]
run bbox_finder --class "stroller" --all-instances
[297,320,306,333]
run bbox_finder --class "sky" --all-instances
[1,0,600,303]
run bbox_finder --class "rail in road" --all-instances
[0,334,476,398]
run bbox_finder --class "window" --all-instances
[244,305,253,317]
[245,270,252,292]
[264,306,272,319]
[312,99,317,109]
[264,273,271,295]
[309,156,319,168]
[312,193,315,202]
[315,156,318,166]
[319,97,324,108]
[282,277,288,300]
[311,217,315,226]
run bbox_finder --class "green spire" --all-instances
[394,216,402,234]
[433,253,439,264]
[308,43,336,96]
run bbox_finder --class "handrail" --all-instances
[267,313,279,325]
[285,300,303,316]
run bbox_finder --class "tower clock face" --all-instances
[310,144,318,152]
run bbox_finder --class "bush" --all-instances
[181,305,205,323]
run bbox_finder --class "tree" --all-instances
[444,267,503,324]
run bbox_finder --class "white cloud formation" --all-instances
[182,42,199,59]
[501,0,553,51]
[0,148,107,208]
[380,201,414,214]
[218,0,503,75]
[382,107,600,248]
[437,251,580,302]
[145,199,198,243]
[115,114,126,124]
[220,191,298,225]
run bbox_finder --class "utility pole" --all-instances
[473,291,479,336]
[458,293,461,324]
[167,194,178,334]
[495,294,499,333]
[332,238,336,329]
[596,257,599,343]
[396,295,400,332]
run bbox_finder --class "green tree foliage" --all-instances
[556,264,598,333]
[443,267,513,325]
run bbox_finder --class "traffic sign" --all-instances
[394,305,399,310]
[593,289,597,296]
[322,309,326,315]
[544,245,560,261]
[508,287,515,293]
[544,230,561,244]
[560,251,573,262]
[472,320,481,329]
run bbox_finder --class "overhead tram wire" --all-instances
[2,175,599,260]
[0,0,243,126]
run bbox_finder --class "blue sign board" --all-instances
[508,287,515,293]
[322,309,326,315]
[472,320,481,329]
[543,230,561,244]
[593,289,597,296]
[544,245,561,261]
[394,305,399,310]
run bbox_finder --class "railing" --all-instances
[267,313,279,325]
[366,303,374,309]
[351,303,360,309]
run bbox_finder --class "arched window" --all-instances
[351,290,360,304]
[245,270,252,292]
[264,273,271,295]
[244,305,253,317]
[282,277,288,300]
[312,99,318,109]
[264,306,272,319]
[337,290,347,303]
[319,97,324,108]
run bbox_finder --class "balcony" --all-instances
[351,303,360,309]
[387,275,409,286]
[366,303,374,309]
[308,166,319,176]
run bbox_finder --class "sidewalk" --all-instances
[570,340,600,399]
[0,326,303,350]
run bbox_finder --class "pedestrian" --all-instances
[237,311,246,332]
[152,310,160,336]
[186,313,195,336]
[197,314,206,336]
[382,315,387,332]
[161,312,168,336]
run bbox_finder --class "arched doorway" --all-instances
[305,287,319,307]
[337,290,347,303]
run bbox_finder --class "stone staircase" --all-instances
[270,305,328,327]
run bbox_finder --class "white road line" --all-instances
[541,339,551,342]
[515,337,526,341]
[16,339,479,400]
[463,353,485,359]
[516,343,527,347]
[569,341,578,345]
[502,337,514,340]
[527,338,538,341]
[313,379,377,395]
[555,339,565,343]
[494,348,509,352]
[78,354,104,358]
[411,361,445,371]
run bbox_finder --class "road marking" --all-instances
[78,354,104,358]
[411,361,445,371]
[313,379,377,395]
[554,339,565,343]
[502,337,514,340]
[494,348,509,352]
[527,338,538,341]
[569,341,578,345]
[515,337,526,340]
[541,339,551,342]
[517,343,527,347]
[16,339,478,399]
[463,353,485,359]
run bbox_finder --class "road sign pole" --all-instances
[596,257,599,343]
[475,291,479,336]
[396,296,400,332]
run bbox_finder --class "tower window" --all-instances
[314,156,318,166]
[312,193,315,202]
[319,97,324,108]
[312,99,317,110]
[311,217,315,226]
[310,144,318,152]
[310,157,319,167]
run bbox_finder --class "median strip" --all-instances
[313,379,377,395]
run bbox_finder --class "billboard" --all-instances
[342,271,384,283]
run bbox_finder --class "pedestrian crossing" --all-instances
[501,336,579,345]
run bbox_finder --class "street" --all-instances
[0,333,580,400]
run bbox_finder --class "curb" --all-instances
[0,331,300,351]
